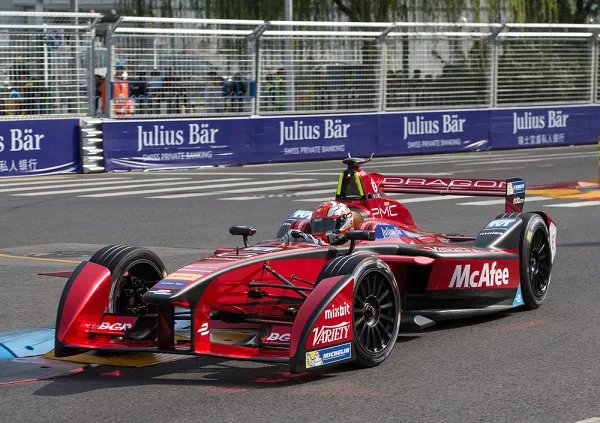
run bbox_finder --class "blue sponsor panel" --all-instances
[378,110,491,156]
[375,223,425,240]
[305,342,352,369]
[102,118,249,172]
[490,106,597,149]
[0,119,80,177]
[247,114,376,164]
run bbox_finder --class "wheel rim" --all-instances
[353,271,398,355]
[109,259,163,315]
[529,227,551,298]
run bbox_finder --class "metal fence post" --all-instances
[105,24,113,118]
[378,25,395,112]
[489,26,503,109]
[87,29,96,116]
[590,30,599,103]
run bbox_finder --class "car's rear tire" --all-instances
[518,214,552,310]
[316,254,401,368]
[90,245,168,339]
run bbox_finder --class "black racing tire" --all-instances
[316,251,373,282]
[317,254,401,368]
[518,214,552,310]
[90,245,168,339]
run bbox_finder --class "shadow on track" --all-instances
[31,335,421,397]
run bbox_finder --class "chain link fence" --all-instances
[104,17,260,118]
[4,15,600,119]
[0,11,101,119]
[257,22,387,115]
[384,23,498,110]
[496,24,595,106]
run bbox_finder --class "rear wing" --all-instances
[377,176,526,213]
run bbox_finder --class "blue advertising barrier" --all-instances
[378,109,491,155]
[102,118,248,171]
[101,105,600,172]
[490,105,600,149]
[0,119,81,178]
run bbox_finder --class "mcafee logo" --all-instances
[449,262,509,288]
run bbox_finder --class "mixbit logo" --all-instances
[324,302,350,320]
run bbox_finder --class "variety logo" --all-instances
[311,322,350,346]
[97,322,132,331]
[449,262,510,288]
[324,302,350,320]
[306,342,352,368]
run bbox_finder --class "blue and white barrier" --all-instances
[0,105,598,178]
[100,105,600,172]
[0,118,81,178]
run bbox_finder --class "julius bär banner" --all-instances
[0,119,81,178]
[489,106,598,149]
[102,118,247,172]
[378,110,491,155]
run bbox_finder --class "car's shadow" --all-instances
[31,312,521,397]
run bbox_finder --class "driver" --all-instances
[310,201,355,245]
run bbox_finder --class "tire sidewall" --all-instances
[351,257,401,367]
[519,213,551,309]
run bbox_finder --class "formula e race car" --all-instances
[52,156,557,374]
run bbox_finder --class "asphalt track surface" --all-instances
[0,145,599,423]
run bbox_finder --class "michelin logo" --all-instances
[306,342,352,368]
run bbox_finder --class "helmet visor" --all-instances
[311,217,339,233]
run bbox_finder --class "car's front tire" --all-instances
[317,254,401,368]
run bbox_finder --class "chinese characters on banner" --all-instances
[0,119,80,178]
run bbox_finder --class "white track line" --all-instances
[13,177,227,196]
[0,177,111,187]
[545,200,600,208]
[454,152,592,166]
[151,180,339,199]
[457,196,548,206]
[77,178,288,198]
[398,195,474,203]
[0,177,146,193]
[218,188,336,201]
[292,194,473,203]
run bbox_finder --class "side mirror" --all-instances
[345,230,375,254]
[229,225,256,247]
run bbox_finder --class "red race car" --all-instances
[53,156,557,374]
